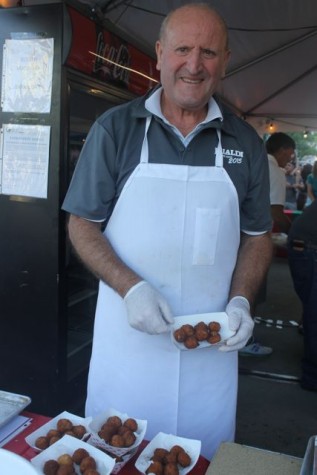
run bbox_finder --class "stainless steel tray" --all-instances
[0,390,31,429]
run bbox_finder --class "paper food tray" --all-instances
[171,312,235,350]
[135,431,201,475]
[87,408,147,474]
[299,435,317,475]
[31,434,115,475]
[0,390,31,429]
[25,410,91,452]
[87,408,147,456]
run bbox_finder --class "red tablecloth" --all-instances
[3,411,210,474]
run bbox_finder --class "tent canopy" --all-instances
[74,0,317,135]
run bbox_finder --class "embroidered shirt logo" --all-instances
[218,148,244,164]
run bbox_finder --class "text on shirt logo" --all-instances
[219,148,244,164]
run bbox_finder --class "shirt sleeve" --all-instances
[269,160,286,205]
[62,120,117,222]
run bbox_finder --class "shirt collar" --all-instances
[145,86,223,124]
[144,87,223,145]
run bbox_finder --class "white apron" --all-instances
[86,117,240,459]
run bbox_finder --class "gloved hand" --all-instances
[124,281,174,334]
[219,296,254,352]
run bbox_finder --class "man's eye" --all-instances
[202,49,216,58]
[176,47,189,54]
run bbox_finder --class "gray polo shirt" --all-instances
[62,88,272,234]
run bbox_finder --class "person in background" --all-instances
[266,132,296,234]
[284,161,304,210]
[306,160,317,207]
[297,163,312,210]
[62,3,272,459]
[288,199,317,391]
[239,132,296,357]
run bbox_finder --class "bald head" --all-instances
[159,3,229,51]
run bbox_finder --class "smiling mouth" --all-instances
[181,77,203,84]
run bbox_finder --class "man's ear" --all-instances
[155,40,162,71]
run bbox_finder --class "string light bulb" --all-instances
[303,129,308,139]
[266,118,275,132]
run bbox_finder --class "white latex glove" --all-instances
[219,296,254,352]
[124,281,174,334]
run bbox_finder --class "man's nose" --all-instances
[186,49,203,73]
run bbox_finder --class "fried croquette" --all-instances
[194,326,210,341]
[49,435,61,446]
[110,434,125,447]
[165,451,178,464]
[208,321,221,332]
[164,462,179,475]
[173,328,186,343]
[46,429,61,439]
[169,445,183,457]
[207,333,221,344]
[123,430,136,447]
[57,454,73,465]
[106,415,122,428]
[35,435,49,450]
[98,425,117,443]
[183,336,199,349]
[145,461,163,475]
[72,448,90,464]
[123,417,138,432]
[56,465,75,475]
[72,424,86,438]
[181,324,195,336]
[80,456,97,472]
[43,459,59,475]
[57,418,73,433]
[177,450,191,467]
[117,425,130,436]
[152,448,169,463]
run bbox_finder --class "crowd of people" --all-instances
[283,158,315,211]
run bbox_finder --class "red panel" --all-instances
[66,6,159,96]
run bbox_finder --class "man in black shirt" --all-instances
[288,200,317,390]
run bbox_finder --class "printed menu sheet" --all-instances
[1,37,54,113]
[1,124,50,199]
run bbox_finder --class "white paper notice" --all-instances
[1,124,50,199]
[1,38,54,113]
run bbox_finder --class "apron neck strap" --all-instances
[140,116,152,164]
[140,116,224,167]
[215,129,223,167]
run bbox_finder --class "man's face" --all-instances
[278,147,296,168]
[155,7,230,113]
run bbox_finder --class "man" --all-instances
[266,132,296,233]
[62,3,272,459]
[288,200,317,391]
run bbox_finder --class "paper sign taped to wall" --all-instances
[1,38,54,113]
[1,124,50,199]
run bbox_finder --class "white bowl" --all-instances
[0,448,39,475]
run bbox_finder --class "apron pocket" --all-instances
[192,208,220,265]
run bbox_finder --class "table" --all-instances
[3,411,210,474]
